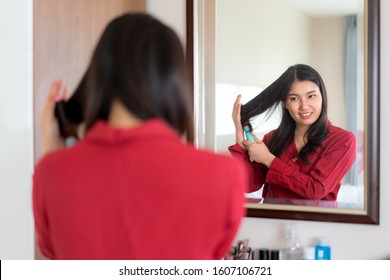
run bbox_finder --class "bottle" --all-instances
[315,238,331,260]
[270,249,280,260]
[259,248,269,260]
[280,223,302,260]
[244,126,255,142]
[302,246,315,260]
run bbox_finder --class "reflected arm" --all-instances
[228,144,268,193]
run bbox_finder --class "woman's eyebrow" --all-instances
[288,90,317,96]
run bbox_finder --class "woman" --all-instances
[33,13,247,260]
[229,64,355,201]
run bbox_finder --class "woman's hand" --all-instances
[41,80,69,156]
[232,95,245,148]
[243,135,275,167]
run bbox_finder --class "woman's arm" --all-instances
[232,95,245,148]
[40,80,68,157]
[229,95,269,192]
[213,159,246,260]
[35,231,49,260]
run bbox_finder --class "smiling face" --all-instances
[285,80,323,130]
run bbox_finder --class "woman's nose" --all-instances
[299,98,310,109]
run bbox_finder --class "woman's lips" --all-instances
[299,112,313,119]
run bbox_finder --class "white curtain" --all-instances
[344,15,358,185]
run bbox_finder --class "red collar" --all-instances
[84,119,179,144]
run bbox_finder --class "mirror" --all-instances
[186,0,379,224]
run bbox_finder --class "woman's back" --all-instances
[33,119,246,259]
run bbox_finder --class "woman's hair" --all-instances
[240,64,329,162]
[57,13,194,142]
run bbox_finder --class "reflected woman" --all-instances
[229,64,356,200]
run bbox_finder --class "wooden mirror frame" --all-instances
[186,0,380,224]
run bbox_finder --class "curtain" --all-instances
[344,15,358,185]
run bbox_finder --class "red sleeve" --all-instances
[228,143,268,193]
[213,158,246,260]
[32,159,55,259]
[266,131,357,200]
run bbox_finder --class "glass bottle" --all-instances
[280,223,302,260]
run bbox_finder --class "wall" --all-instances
[0,0,388,260]
[147,0,186,47]
[215,0,311,88]
[0,0,34,259]
[310,17,346,129]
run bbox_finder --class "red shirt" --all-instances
[229,122,356,200]
[33,119,246,260]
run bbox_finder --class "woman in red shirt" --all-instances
[229,64,355,200]
[33,13,247,260]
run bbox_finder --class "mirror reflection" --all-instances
[203,0,365,210]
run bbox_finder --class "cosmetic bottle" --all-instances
[315,238,331,260]
[280,223,302,260]
[302,246,315,260]
[270,249,279,260]
[259,248,269,260]
[244,126,255,142]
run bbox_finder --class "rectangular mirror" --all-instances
[187,0,379,224]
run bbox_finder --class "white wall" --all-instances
[147,0,186,47]
[0,0,34,259]
[0,0,389,260]
[215,0,311,88]
[311,17,346,129]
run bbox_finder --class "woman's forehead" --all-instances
[289,80,320,95]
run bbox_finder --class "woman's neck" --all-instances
[294,125,309,152]
[294,124,309,139]
[108,99,142,129]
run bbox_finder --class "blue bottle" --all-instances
[315,238,331,260]
[244,126,255,142]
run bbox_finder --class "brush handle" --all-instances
[244,126,255,142]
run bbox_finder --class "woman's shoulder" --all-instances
[33,149,71,186]
[188,144,242,165]
[186,144,245,173]
[326,122,356,144]
[328,123,355,138]
[34,141,85,176]
[194,148,247,187]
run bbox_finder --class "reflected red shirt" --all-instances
[229,122,356,200]
[33,119,246,260]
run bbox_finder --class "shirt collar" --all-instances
[327,120,334,132]
[84,118,179,144]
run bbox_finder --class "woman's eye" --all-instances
[290,97,298,101]
[309,94,316,98]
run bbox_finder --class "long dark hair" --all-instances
[56,13,194,142]
[240,64,329,162]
